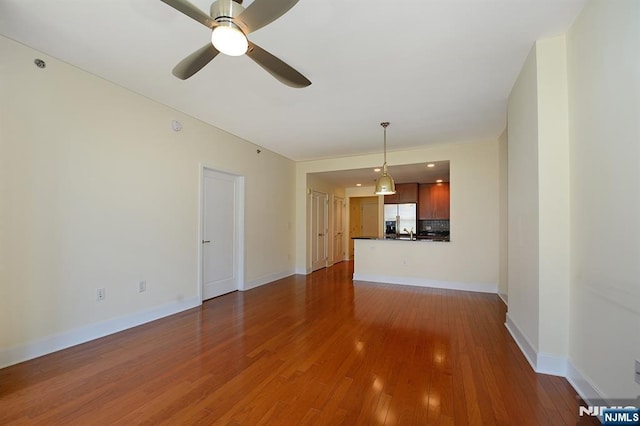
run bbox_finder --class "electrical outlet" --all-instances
[635,359,640,385]
[138,280,146,293]
[96,288,105,301]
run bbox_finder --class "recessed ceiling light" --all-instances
[436,179,443,183]
[356,183,362,187]
[374,168,381,172]
[427,163,435,168]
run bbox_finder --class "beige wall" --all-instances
[506,0,639,399]
[297,140,500,287]
[506,46,540,351]
[0,36,296,365]
[567,0,640,399]
[498,129,508,300]
[506,35,571,372]
[536,36,570,359]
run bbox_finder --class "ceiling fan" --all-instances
[161,0,311,88]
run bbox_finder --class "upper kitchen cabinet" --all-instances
[384,183,418,204]
[419,183,450,220]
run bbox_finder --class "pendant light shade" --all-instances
[374,122,396,195]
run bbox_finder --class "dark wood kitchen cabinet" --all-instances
[383,183,418,204]
[418,183,450,219]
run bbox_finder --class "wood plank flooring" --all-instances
[0,261,598,425]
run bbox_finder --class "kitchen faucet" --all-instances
[403,227,415,240]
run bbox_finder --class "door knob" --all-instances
[202,240,211,244]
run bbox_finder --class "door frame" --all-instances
[309,189,329,272]
[197,165,245,302]
[332,195,345,264]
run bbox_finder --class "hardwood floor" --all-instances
[1,261,598,425]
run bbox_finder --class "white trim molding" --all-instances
[504,314,568,377]
[295,267,310,275]
[505,313,538,371]
[498,293,508,305]
[243,270,295,291]
[566,361,605,406]
[0,297,200,370]
[353,273,498,294]
[537,352,568,376]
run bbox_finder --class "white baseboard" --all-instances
[504,313,614,422]
[504,314,568,377]
[566,361,605,404]
[243,270,294,291]
[0,297,200,370]
[498,293,508,305]
[537,352,568,376]
[352,273,497,294]
[505,313,538,371]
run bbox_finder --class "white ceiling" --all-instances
[0,0,586,161]
[311,161,450,189]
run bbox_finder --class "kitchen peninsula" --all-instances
[353,162,492,291]
[352,236,498,294]
[302,143,501,297]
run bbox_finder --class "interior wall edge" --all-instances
[506,312,611,402]
[506,314,572,378]
[498,293,508,306]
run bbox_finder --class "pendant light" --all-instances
[374,122,396,195]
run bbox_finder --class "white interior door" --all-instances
[202,169,238,300]
[333,196,345,263]
[311,190,328,271]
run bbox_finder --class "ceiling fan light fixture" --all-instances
[211,21,248,56]
[374,122,396,195]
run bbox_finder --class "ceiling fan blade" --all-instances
[235,0,300,34]
[161,0,217,29]
[246,42,311,88]
[172,44,220,80]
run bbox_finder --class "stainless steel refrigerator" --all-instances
[383,203,417,238]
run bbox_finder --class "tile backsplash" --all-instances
[419,220,450,232]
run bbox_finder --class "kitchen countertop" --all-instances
[352,236,449,242]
